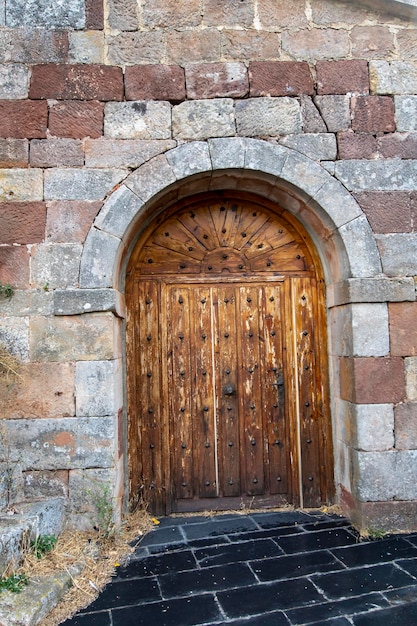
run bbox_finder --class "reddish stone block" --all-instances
[377,133,417,159]
[351,26,394,59]
[249,61,314,97]
[186,62,248,99]
[0,139,28,167]
[166,29,221,64]
[354,191,412,234]
[337,131,377,160]
[30,139,84,167]
[0,202,46,244]
[389,303,417,357]
[0,245,30,288]
[340,356,405,404]
[30,64,123,101]
[86,0,104,29]
[351,96,395,133]
[125,65,185,101]
[46,201,101,243]
[316,60,369,95]
[48,101,104,138]
[0,101,47,139]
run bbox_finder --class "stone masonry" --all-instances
[0,0,417,532]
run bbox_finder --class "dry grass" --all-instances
[18,506,153,626]
[0,346,22,385]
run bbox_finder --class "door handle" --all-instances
[272,371,285,406]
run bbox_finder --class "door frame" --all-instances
[126,191,334,514]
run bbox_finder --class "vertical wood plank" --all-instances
[213,286,240,497]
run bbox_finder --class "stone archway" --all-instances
[70,138,384,523]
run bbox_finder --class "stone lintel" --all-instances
[53,288,125,317]
[327,277,416,308]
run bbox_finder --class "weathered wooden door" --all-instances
[126,194,333,514]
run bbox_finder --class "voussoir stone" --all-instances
[80,228,122,289]
[124,154,177,202]
[94,184,144,239]
[166,142,212,179]
[208,137,246,170]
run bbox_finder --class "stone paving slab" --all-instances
[61,511,417,626]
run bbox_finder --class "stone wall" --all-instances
[0,0,416,531]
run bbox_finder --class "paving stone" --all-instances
[5,0,85,28]
[332,537,417,568]
[44,168,126,201]
[104,102,171,140]
[251,510,315,528]
[85,138,175,168]
[252,550,344,582]
[395,96,417,131]
[61,612,111,625]
[173,99,235,140]
[75,359,122,417]
[115,550,197,579]
[29,313,117,361]
[182,516,258,540]
[159,562,256,599]
[80,577,160,612]
[195,538,283,567]
[112,594,221,626]
[225,612,290,626]
[275,528,357,554]
[312,563,414,600]
[286,593,390,625]
[31,243,82,289]
[236,97,302,136]
[0,62,29,98]
[353,601,417,625]
[314,95,351,132]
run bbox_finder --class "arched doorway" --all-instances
[126,191,334,514]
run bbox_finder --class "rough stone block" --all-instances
[69,31,104,64]
[282,28,350,60]
[354,191,413,233]
[44,168,126,201]
[0,139,28,167]
[107,32,165,66]
[0,170,43,205]
[314,95,350,132]
[220,30,279,62]
[173,99,235,140]
[338,215,382,278]
[30,243,82,289]
[396,27,417,60]
[144,0,201,28]
[29,313,117,362]
[23,470,69,500]
[353,403,394,451]
[395,96,417,131]
[327,277,416,307]
[378,132,417,159]
[0,289,53,317]
[236,97,302,136]
[258,0,307,29]
[395,402,417,450]
[0,316,28,360]
[0,28,69,63]
[350,25,395,59]
[389,302,417,356]
[334,160,417,191]
[340,356,405,404]
[279,133,337,161]
[104,101,171,140]
[351,303,389,357]
[0,202,46,244]
[351,96,395,133]
[166,142,212,180]
[248,61,313,97]
[376,233,417,275]
[300,96,327,133]
[76,359,122,417]
[370,60,417,95]
[202,0,253,27]
[125,65,185,101]
[79,228,122,288]
[208,137,246,170]
[48,101,104,139]
[0,101,47,138]
[0,246,30,289]
[107,0,138,31]
[186,62,248,99]
[53,288,124,318]
[337,131,378,160]
[166,29,221,65]
[354,450,417,501]
[3,417,115,470]
[68,468,116,530]
[406,357,417,401]
[30,139,84,167]
[329,305,352,357]
[46,200,101,243]
[6,0,85,28]
[86,0,104,29]
[30,64,123,101]
[0,63,29,99]
[0,362,74,419]
[84,138,175,168]
[316,60,369,95]
[311,0,375,25]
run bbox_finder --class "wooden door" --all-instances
[126,193,333,514]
